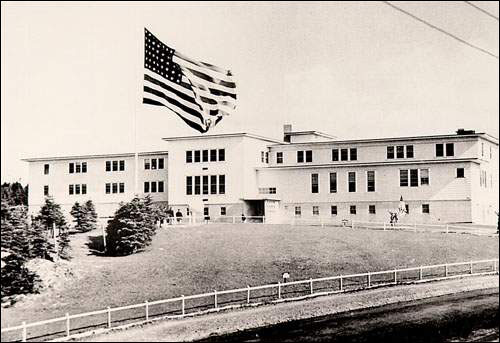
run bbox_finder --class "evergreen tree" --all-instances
[106,196,159,256]
[70,202,85,230]
[70,200,98,232]
[27,219,54,260]
[84,200,98,230]
[36,197,70,260]
[1,205,30,259]
[1,254,40,298]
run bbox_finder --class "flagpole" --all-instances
[134,20,142,197]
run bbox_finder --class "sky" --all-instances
[1,1,498,183]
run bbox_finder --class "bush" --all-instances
[105,196,159,256]
[70,200,98,232]
[1,253,40,299]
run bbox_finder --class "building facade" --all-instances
[23,127,499,225]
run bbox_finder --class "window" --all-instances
[112,183,118,194]
[312,206,319,216]
[210,149,217,162]
[265,152,269,164]
[329,172,337,193]
[69,163,74,174]
[75,162,81,173]
[297,151,304,163]
[367,171,375,192]
[410,169,418,187]
[396,146,404,159]
[112,161,118,171]
[405,204,409,214]
[195,176,201,194]
[277,152,283,164]
[75,184,81,195]
[82,184,87,195]
[44,185,49,196]
[44,164,49,175]
[202,150,209,162]
[202,175,209,195]
[457,168,465,178]
[348,172,356,192]
[350,205,356,215]
[151,158,157,170]
[144,182,149,193]
[119,160,125,171]
[422,204,430,214]
[436,144,444,157]
[69,184,74,195]
[331,205,337,216]
[259,187,277,194]
[186,176,192,195]
[406,145,414,158]
[369,205,376,214]
[194,150,201,163]
[219,175,225,194]
[106,161,111,172]
[151,181,157,193]
[221,207,226,216]
[305,150,312,163]
[106,183,111,194]
[420,169,429,185]
[119,183,124,193]
[311,173,319,193]
[400,170,409,187]
[446,143,454,157]
[341,149,348,161]
[387,146,394,159]
[481,143,484,157]
[218,149,225,162]
[261,151,265,163]
[332,149,339,161]
[210,175,217,194]
[349,148,357,161]
[295,206,301,217]
[186,151,193,163]
[204,207,209,217]
[82,162,88,173]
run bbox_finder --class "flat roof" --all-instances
[162,132,283,144]
[22,150,169,162]
[269,132,499,147]
[286,131,337,139]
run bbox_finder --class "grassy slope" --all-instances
[1,224,498,331]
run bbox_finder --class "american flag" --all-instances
[143,28,237,133]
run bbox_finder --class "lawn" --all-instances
[1,224,498,341]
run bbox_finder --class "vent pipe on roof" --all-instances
[283,124,292,142]
[456,128,475,135]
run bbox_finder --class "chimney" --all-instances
[283,124,292,142]
[456,128,475,135]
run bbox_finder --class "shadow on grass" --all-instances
[86,235,106,256]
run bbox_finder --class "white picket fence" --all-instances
[1,259,498,342]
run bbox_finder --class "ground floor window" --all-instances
[221,207,226,216]
[422,204,430,214]
[295,206,301,217]
[331,205,337,216]
[369,205,376,214]
[312,206,319,216]
[350,205,356,215]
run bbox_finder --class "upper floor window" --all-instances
[329,172,337,193]
[194,150,201,163]
[69,163,74,174]
[332,149,339,161]
[210,175,217,194]
[436,143,444,157]
[186,176,193,195]
[341,149,349,161]
[119,183,125,193]
[437,143,454,157]
[276,152,283,164]
[218,175,225,194]
[305,150,312,163]
[420,169,429,185]
[44,185,49,196]
[396,146,405,159]
[387,146,394,159]
[119,160,125,171]
[106,183,111,194]
[75,162,81,173]
[367,171,375,192]
[151,158,157,170]
[348,172,356,192]
[481,143,484,157]
[106,161,111,172]
[457,168,465,178]
[410,169,418,187]
[202,175,209,195]
[158,181,164,192]
[297,151,304,163]
[210,149,217,162]
[186,151,193,163]
[218,149,225,162]
[311,173,319,193]
[44,164,49,175]
[349,148,357,161]
[259,187,277,194]
[446,143,454,156]
[406,145,414,158]
[400,170,409,187]
[112,161,118,171]
[202,150,209,163]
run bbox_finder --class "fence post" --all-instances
[310,278,313,294]
[470,261,473,274]
[247,286,250,304]
[445,264,448,277]
[383,222,386,231]
[494,260,498,274]
[278,282,281,299]
[232,216,236,224]
[419,266,423,280]
[107,307,111,328]
[320,218,324,228]
[394,271,397,284]
[145,300,149,321]
[414,223,417,232]
[367,272,371,287]
[214,290,218,309]
[351,220,355,229]
[102,224,106,252]
[66,313,70,337]
[339,277,343,291]
[22,321,27,342]
[446,224,449,234]
[181,295,185,316]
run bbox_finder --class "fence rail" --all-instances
[1,259,498,342]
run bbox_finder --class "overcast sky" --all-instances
[2,1,498,183]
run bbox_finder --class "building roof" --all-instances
[22,151,169,162]
[162,132,283,144]
[285,130,337,139]
[269,132,498,147]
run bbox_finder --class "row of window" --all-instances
[258,187,277,194]
[186,175,226,195]
[69,184,87,195]
[106,160,125,172]
[69,162,87,174]
[399,169,429,187]
[387,145,413,159]
[144,181,165,193]
[436,143,454,157]
[479,170,493,188]
[186,149,225,163]
[105,183,125,194]
[144,158,165,170]
[294,204,431,216]
[203,207,227,216]
[311,171,374,194]
[261,151,269,163]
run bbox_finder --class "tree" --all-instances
[27,219,54,260]
[70,200,98,232]
[1,205,31,259]
[84,200,98,230]
[36,197,70,260]
[106,196,159,256]
[1,253,40,299]
[1,182,28,206]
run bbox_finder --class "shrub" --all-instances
[105,196,159,256]
[1,253,40,299]
[70,200,98,232]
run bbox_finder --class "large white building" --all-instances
[24,126,499,225]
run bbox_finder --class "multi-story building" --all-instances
[23,126,499,225]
